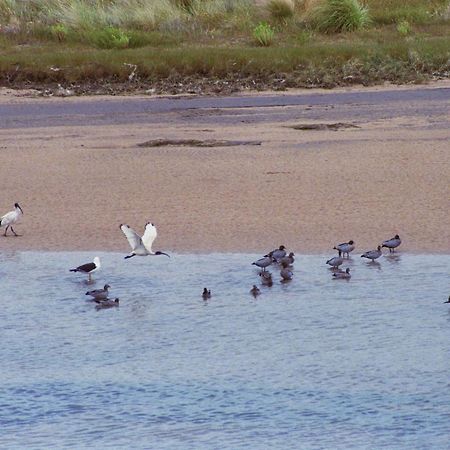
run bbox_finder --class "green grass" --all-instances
[0,0,449,92]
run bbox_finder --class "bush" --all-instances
[86,27,130,49]
[267,0,295,22]
[396,20,411,36]
[253,22,275,46]
[310,0,370,33]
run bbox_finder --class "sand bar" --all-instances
[0,84,449,254]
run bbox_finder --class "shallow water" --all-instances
[1,252,449,449]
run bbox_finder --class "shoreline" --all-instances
[1,84,449,255]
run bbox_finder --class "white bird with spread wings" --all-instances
[120,222,170,259]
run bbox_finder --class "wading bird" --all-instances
[326,256,344,269]
[361,246,382,262]
[120,222,170,259]
[333,240,355,258]
[0,202,23,236]
[265,245,287,262]
[70,256,101,282]
[252,256,274,272]
[382,235,401,253]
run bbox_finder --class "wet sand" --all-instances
[0,84,449,253]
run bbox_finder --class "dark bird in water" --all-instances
[202,288,211,300]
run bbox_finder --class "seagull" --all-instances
[70,256,101,282]
[280,252,295,266]
[120,222,170,259]
[250,285,261,297]
[202,288,211,300]
[382,235,401,253]
[0,202,23,236]
[361,246,382,262]
[95,298,119,308]
[326,256,344,269]
[333,268,351,279]
[86,284,110,300]
[333,240,355,257]
[280,262,293,281]
[252,256,274,271]
[265,245,287,262]
[259,270,273,287]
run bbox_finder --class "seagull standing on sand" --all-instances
[0,203,23,236]
[70,256,101,282]
[120,222,170,259]
[361,246,382,262]
[86,284,111,300]
[382,235,401,253]
[333,240,355,257]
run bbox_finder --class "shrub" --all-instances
[50,23,69,42]
[310,0,370,33]
[267,0,295,22]
[86,27,130,49]
[253,21,275,46]
[396,20,411,36]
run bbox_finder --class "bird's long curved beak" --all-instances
[161,252,170,258]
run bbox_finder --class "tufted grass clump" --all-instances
[253,21,275,46]
[396,20,411,36]
[86,26,130,49]
[309,0,370,33]
[267,0,296,22]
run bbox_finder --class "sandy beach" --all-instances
[0,84,449,254]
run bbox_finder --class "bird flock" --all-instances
[4,201,442,307]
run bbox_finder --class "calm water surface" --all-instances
[1,252,449,449]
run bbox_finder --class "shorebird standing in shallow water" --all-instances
[86,284,111,300]
[120,222,170,259]
[252,256,274,272]
[70,256,101,282]
[250,285,261,297]
[0,203,23,236]
[333,268,351,280]
[382,235,401,253]
[361,246,382,262]
[265,245,287,262]
[326,256,344,269]
[333,240,355,258]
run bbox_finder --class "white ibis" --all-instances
[120,222,170,259]
[0,202,23,236]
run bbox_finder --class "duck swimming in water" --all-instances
[333,268,351,280]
